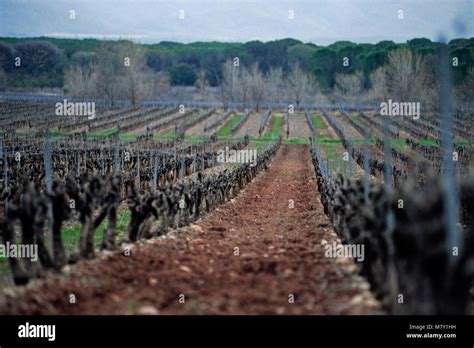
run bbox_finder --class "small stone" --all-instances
[137,305,159,315]
[347,294,364,306]
[190,224,204,233]
[180,265,192,273]
[275,306,286,314]
[111,294,121,303]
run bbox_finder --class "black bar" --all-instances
[0,315,473,347]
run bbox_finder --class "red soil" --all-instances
[0,145,381,315]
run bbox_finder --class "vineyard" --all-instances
[0,1,474,347]
[0,94,472,316]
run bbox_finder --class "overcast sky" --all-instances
[0,0,472,44]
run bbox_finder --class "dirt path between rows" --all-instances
[288,112,312,139]
[0,145,382,315]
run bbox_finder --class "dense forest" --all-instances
[0,37,472,91]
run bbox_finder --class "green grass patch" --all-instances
[100,129,118,137]
[391,139,406,151]
[159,128,176,137]
[312,114,326,129]
[350,139,376,145]
[0,210,132,282]
[116,210,132,233]
[262,116,283,141]
[456,140,470,146]
[417,139,439,147]
[153,136,176,142]
[50,128,68,137]
[216,113,241,137]
[62,210,132,251]
[184,136,212,144]
[85,128,118,139]
[120,134,137,142]
[311,114,333,140]
[316,138,344,144]
[283,138,311,144]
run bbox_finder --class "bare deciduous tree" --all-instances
[333,71,364,104]
[286,64,318,107]
[248,64,265,111]
[64,63,96,98]
[235,67,250,109]
[385,48,424,101]
[266,67,284,104]
[151,71,171,102]
[120,43,152,106]
[64,42,156,106]
[219,59,239,109]
[370,49,439,111]
[195,69,209,101]
[367,66,387,102]
[220,62,266,110]
[93,43,124,106]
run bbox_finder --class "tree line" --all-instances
[0,37,472,108]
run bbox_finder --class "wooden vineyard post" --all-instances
[439,42,461,264]
[153,152,158,192]
[121,149,125,177]
[348,141,353,178]
[83,138,87,174]
[180,150,185,183]
[326,159,329,179]
[136,148,141,187]
[342,159,347,183]
[329,159,332,180]
[0,137,8,208]
[76,151,81,178]
[43,129,52,192]
[383,112,398,307]
[100,145,105,177]
[383,114,393,188]
[114,132,120,178]
[364,128,370,205]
